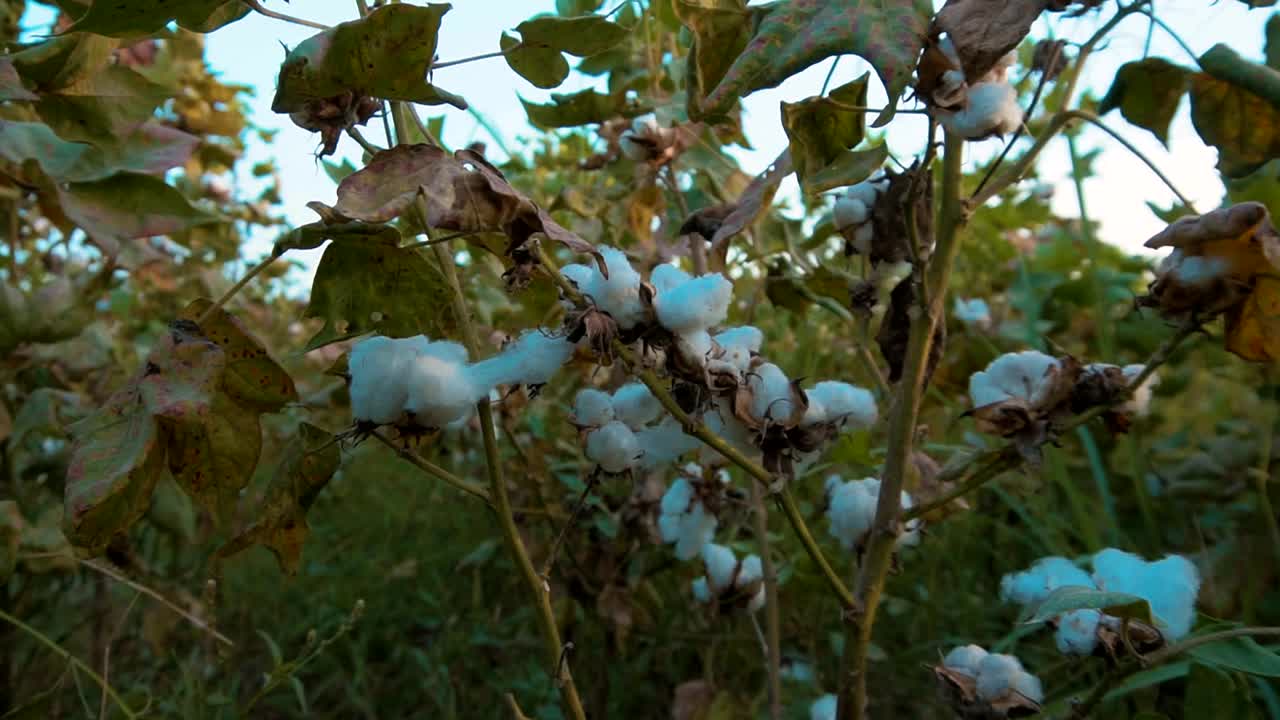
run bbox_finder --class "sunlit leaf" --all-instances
[1190,71,1280,178]
[521,88,640,128]
[1225,274,1280,361]
[801,144,889,195]
[1098,57,1189,145]
[782,75,869,189]
[271,4,466,115]
[64,0,249,36]
[215,423,341,574]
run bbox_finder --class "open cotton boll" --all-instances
[953,297,991,328]
[657,512,680,543]
[655,273,734,333]
[349,336,415,425]
[969,350,1060,408]
[749,363,796,422]
[651,263,692,294]
[942,82,1023,139]
[612,382,663,429]
[1120,364,1160,416]
[701,543,738,592]
[737,554,763,586]
[636,417,701,469]
[661,477,694,515]
[404,353,484,428]
[1167,250,1229,286]
[572,388,615,427]
[714,325,764,352]
[801,381,876,428]
[672,502,718,560]
[1144,555,1200,640]
[1055,609,1102,655]
[469,330,576,389]
[845,180,880,208]
[692,576,712,603]
[714,344,753,374]
[809,694,837,720]
[975,653,1040,702]
[620,113,660,161]
[675,330,714,369]
[851,223,874,255]
[586,420,641,473]
[1000,556,1095,606]
[827,478,879,550]
[943,645,989,677]
[593,247,646,329]
[1090,548,1148,596]
[561,263,597,296]
[833,195,869,230]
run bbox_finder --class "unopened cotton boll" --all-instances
[809,694,837,720]
[942,82,1022,140]
[801,381,876,428]
[714,325,764,352]
[651,263,692,294]
[702,543,738,592]
[586,420,641,473]
[943,644,989,677]
[969,350,1060,408]
[1055,609,1102,655]
[612,382,662,429]
[348,336,414,425]
[749,363,796,422]
[655,273,734,334]
[573,388,615,427]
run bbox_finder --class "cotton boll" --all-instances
[1120,364,1160,416]
[1055,609,1102,655]
[404,352,483,428]
[1145,555,1200,640]
[701,543,737,592]
[1171,252,1228,286]
[801,381,876,429]
[747,586,765,612]
[636,417,701,469]
[594,247,646,329]
[1091,548,1148,596]
[657,512,680,543]
[661,477,694,515]
[573,388,615,427]
[1009,671,1044,703]
[612,382,663,429]
[823,474,843,499]
[673,501,718,560]
[714,325,764,352]
[943,645,989,677]
[827,478,879,550]
[655,273,734,333]
[969,350,1060,408]
[620,114,659,161]
[833,195,869,230]
[749,363,796,422]
[1000,556,1095,606]
[692,576,712,603]
[716,345,753,374]
[975,653,1026,702]
[845,180,879,208]
[953,297,992,328]
[651,263,692,294]
[469,330,576,389]
[943,82,1023,140]
[586,420,641,473]
[851,223,874,255]
[737,554,763,586]
[809,694,837,720]
[348,336,414,425]
[676,330,714,369]
[561,263,597,296]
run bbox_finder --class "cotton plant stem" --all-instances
[0,608,140,719]
[749,479,783,720]
[370,431,491,504]
[534,243,858,610]
[840,131,968,720]
[388,106,586,720]
[241,0,330,30]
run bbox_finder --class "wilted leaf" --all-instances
[165,392,261,521]
[303,233,455,351]
[1225,275,1280,361]
[1023,585,1153,625]
[271,4,466,115]
[1144,201,1280,276]
[137,322,226,422]
[215,423,341,574]
[1098,58,1188,145]
[64,0,249,36]
[521,88,639,128]
[0,120,200,182]
[1190,71,1280,178]
[0,501,22,583]
[178,299,298,412]
[934,0,1049,83]
[57,172,221,252]
[781,75,868,188]
[272,220,401,255]
[690,0,932,125]
[1200,43,1280,112]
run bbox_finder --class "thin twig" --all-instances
[433,49,510,70]
[241,0,330,30]
[539,475,598,579]
[971,42,1061,201]
[81,560,234,648]
[1137,8,1199,62]
[1064,109,1197,211]
[370,431,492,504]
[750,479,783,720]
[199,253,281,324]
[820,57,842,96]
[346,126,384,155]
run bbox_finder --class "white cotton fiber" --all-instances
[469,330,576,389]
[636,417,701,469]
[714,325,764,352]
[851,223,874,255]
[747,586,766,612]
[1120,364,1160,416]
[1171,252,1228,286]
[846,180,880,208]
[621,113,659,161]
[712,344,753,375]
[833,195,869,230]
[586,420,641,473]
[969,350,1060,408]
[975,653,1027,702]
[675,330,714,369]
[561,263,596,296]
[953,297,991,328]
[809,694,837,720]
[403,350,483,428]
[651,263,692,294]
[691,576,712,603]
[737,554,763,586]
[801,381,877,429]
[943,644,989,677]
[675,502,718,560]
[1000,556,1095,606]
[942,81,1023,140]
[1090,548,1147,595]
[827,478,879,551]
[612,382,663,429]
[349,336,413,425]
[655,273,734,333]
[572,388,615,427]
[657,512,680,543]
[702,543,738,592]
[1055,609,1102,655]
[661,477,694,515]
[749,363,795,422]
[1144,554,1200,640]
[593,247,646,329]
[1008,671,1044,703]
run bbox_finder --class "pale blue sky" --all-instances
[22,1,1275,268]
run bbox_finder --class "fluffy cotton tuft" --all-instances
[691,576,711,603]
[701,543,738,592]
[585,420,641,473]
[809,694,837,720]
[826,477,919,551]
[1055,609,1102,655]
[404,349,484,428]
[675,330,714,369]
[969,350,1060,408]
[801,381,877,429]
[651,263,692,294]
[620,113,660,161]
[612,382,663,429]
[943,644,989,677]
[749,363,796,422]
[468,330,576,389]
[1168,250,1229,286]
[636,417,701,469]
[655,273,734,334]
[714,325,764,352]
[975,653,1040,703]
[349,336,415,425]
[942,82,1023,139]
[658,477,718,560]
[1092,549,1199,640]
[572,388,615,427]
[953,297,992,328]
[590,247,646,329]
[833,195,870,230]
[999,556,1095,606]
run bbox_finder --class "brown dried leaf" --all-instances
[708,151,793,268]
[1144,201,1280,276]
[934,0,1049,82]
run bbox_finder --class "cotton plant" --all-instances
[691,542,765,613]
[824,475,920,552]
[832,172,890,255]
[657,463,729,560]
[999,549,1201,656]
[574,383,702,473]
[808,693,837,720]
[953,297,992,330]
[935,644,1044,717]
[927,38,1023,140]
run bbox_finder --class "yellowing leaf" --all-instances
[178,299,298,413]
[1226,274,1280,361]
[1098,57,1189,145]
[1190,71,1280,178]
[781,75,869,190]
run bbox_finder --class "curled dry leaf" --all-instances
[287,91,380,157]
[707,150,794,270]
[933,0,1049,83]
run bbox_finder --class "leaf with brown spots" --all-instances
[708,150,793,267]
[164,392,263,523]
[215,423,341,574]
[179,299,297,413]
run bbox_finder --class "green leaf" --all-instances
[322,158,359,185]
[178,299,298,413]
[214,423,341,574]
[9,33,117,91]
[165,392,261,523]
[501,31,570,89]
[801,144,889,195]
[0,501,21,583]
[63,386,166,554]
[273,221,401,255]
[1103,660,1191,701]
[1266,14,1280,70]
[0,120,199,183]
[521,88,639,128]
[1200,43,1280,110]
[1188,635,1280,677]
[1022,586,1153,625]
[685,0,932,125]
[64,0,249,36]
[1098,57,1189,145]
[675,0,759,120]
[271,4,466,115]
[1190,71,1280,178]
[509,15,629,58]
[56,172,220,251]
[303,234,455,351]
[1185,663,1261,720]
[782,75,869,190]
